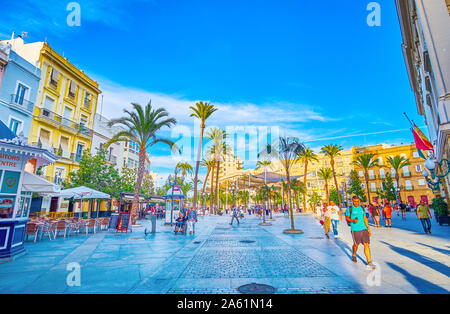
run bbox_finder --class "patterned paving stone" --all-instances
[181,247,336,279]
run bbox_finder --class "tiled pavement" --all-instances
[0,211,449,294]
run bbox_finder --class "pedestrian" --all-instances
[175,212,185,234]
[345,195,375,268]
[399,202,407,220]
[384,202,393,227]
[329,200,342,238]
[416,200,432,234]
[372,205,381,228]
[230,204,240,226]
[187,207,198,235]
[321,203,332,239]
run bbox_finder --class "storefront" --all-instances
[0,123,56,261]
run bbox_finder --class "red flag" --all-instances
[412,125,433,151]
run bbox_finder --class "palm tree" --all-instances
[190,102,218,211]
[386,155,411,202]
[320,144,343,205]
[267,137,305,232]
[317,167,333,203]
[291,179,305,212]
[297,148,318,212]
[107,101,177,214]
[175,162,193,178]
[352,153,379,204]
[206,128,226,213]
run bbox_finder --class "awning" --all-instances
[22,171,60,193]
[51,186,110,200]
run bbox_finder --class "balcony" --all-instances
[35,108,93,137]
[10,94,34,112]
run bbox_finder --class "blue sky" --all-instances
[0,0,426,185]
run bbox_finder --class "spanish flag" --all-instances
[412,124,434,151]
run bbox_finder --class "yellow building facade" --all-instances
[352,144,434,206]
[11,41,101,185]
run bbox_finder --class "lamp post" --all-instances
[229,181,238,206]
[422,155,450,204]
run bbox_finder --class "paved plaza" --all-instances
[0,212,449,294]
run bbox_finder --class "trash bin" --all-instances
[150,213,157,233]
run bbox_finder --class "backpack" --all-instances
[346,206,353,226]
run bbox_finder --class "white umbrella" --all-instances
[51,186,110,199]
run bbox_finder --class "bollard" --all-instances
[151,213,157,233]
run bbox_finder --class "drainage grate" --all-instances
[193,241,201,244]
[239,240,256,244]
[308,236,324,239]
[237,283,276,294]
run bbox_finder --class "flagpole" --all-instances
[403,112,414,127]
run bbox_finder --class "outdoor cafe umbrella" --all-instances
[51,186,110,218]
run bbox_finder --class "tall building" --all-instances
[352,143,434,206]
[218,150,243,178]
[395,0,450,192]
[91,113,125,172]
[0,40,41,138]
[1,37,102,186]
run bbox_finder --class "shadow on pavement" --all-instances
[386,262,449,294]
[416,242,450,256]
[380,241,450,278]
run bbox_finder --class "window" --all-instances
[14,83,29,105]
[415,165,422,172]
[75,143,84,161]
[418,179,425,186]
[38,129,51,148]
[403,166,410,176]
[84,93,91,108]
[369,170,375,179]
[391,168,396,176]
[378,157,383,165]
[68,81,76,98]
[80,115,88,127]
[413,151,419,158]
[50,68,59,87]
[359,170,364,177]
[379,168,386,178]
[371,182,376,192]
[405,180,413,190]
[9,118,21,135]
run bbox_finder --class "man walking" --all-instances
[230,204,240,226]
[416,200,432,234]
[346,196,375,269]
[329,200,342,238]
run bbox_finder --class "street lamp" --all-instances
[422,155,450,193]
[228,182,238,206]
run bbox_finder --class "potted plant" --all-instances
[217,208,223,216]
[431,197,450,226]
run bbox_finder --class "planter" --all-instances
[217,212,223,216]
[437,215,450,226]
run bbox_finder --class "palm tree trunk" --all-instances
[201,167,211,211]
[285,170,295,230]
[132,148,146,215]
[395,174,402,203]
[210,161,215,212]
[295,189,300,213]
[365,172,371,204]
[303,161,308,212]
[331,159,341,205]
[325,181,329,203]
[192,126,204,211]
[215,161,220,213]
